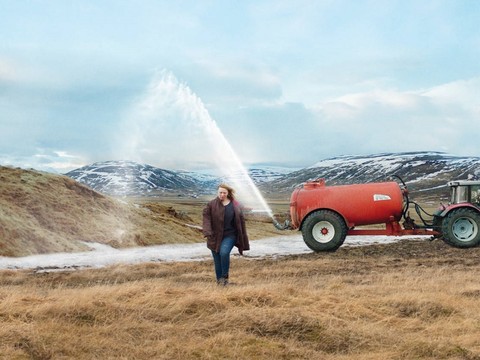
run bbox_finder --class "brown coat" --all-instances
[202,198,250,255]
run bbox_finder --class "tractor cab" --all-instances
[448,180,480,206]
[434,179,480,248]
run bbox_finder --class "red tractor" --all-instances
[274,177,480,251]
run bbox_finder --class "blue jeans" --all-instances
[211,235,236,280]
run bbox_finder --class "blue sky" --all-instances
[1,0,479,173]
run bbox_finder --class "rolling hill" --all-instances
[0,166,202,257]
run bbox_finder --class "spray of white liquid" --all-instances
[120,70,273,217]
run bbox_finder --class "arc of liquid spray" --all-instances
[213,127,274,218]
[181,76,274,218]
[123,70,274,218]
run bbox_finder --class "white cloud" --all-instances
[178,59,283,108]
[35,151,86,172]
[116,70,237,169]
[0,58,18,82]
[307,78,480,158]
[0,150,86,173]
[422,77,480,108]
[1,1,480,172]
[0,57,56,87]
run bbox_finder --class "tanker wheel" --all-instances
[301,210,347,252]
[441,208,480,248]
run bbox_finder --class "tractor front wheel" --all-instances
[442,208,480,248]
[301,210,348,252]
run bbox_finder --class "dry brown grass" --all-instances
[0,166,206,256]
[0,166,286,257]
[1,240,480,359]
[3,166,480,358]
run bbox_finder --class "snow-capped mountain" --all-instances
[247,166,300,183]
[65,161,209,196]
[261,152,480,199]
[66,153,480,199]
[205,166,299,189]
[65,161,296,196]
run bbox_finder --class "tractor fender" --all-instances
[438,203,480,218]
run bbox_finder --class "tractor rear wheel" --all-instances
[441,208,480,248]
[301,210,347,252]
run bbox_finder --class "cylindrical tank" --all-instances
[290,179,404,229]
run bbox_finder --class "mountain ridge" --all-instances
[65,160,298,197]
[65,152,480,199]
[261,152,480,200]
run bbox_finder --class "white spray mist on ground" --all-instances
[118,70,273,214]
[0,236,432,271]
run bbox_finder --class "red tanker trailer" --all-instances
[273,177,480,251]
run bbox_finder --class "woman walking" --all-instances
[202,184,249,286]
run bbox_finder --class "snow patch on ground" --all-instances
[0,235,431,271]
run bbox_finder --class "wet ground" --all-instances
[1,233,478,272]
[296,237,480,276]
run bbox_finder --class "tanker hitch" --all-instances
[273,218,292,230]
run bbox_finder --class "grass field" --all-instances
[1,239,480,359]
[2,166,479,358]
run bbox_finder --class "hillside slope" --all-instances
[0,166,203,257]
